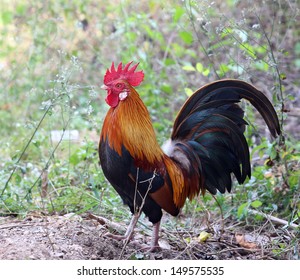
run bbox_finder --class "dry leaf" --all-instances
[184,237,191,243]
[197,231,210,242]
[264,171,273,179]
[158,239,171,250]
[235,233,258,249]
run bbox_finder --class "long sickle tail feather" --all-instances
[173,79,280,138]
[166,79,280,200]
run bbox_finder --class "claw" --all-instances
[141,244,161,253]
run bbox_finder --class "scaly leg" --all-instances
[149,221,161,251]
[140,221,161,252]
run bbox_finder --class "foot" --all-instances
[141,244,161,253]
[104,213,140,242]
[140,221,161,252]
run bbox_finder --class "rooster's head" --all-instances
[101,62,144,108]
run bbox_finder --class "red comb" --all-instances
[103,61,144,87]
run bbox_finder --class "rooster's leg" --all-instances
[123,213,139,240]
[150,221,161,250]
[105,213,139,241]
[140,221,161,252]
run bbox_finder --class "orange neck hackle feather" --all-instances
[101,86,164,168]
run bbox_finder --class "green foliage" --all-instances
[0,0,299,242]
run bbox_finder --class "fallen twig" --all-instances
[248,209,299,230]
[0,222,47,230]
[87,213,126,233]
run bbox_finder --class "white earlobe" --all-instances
[119,91,128,101]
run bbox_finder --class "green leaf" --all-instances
[153,122,165,131]
[239,43,256,59]
[16,3,26,16]
[202,68,210,76]
[251,200,262,208]
[237,202,249,218]
[14,173,22,184]
[171,43,185,57]
[289,174,299,188]
[182,65,195,71]
[32,140,41,148]
[219,63,230,73]
[221,27,233,38]
[173,6,185,23]
[195,62,210,76]
[179,31,193,44]
[280,73,286,80]
[287,94,295,101]
[161,83,172,94]
[1,11,13,24]
[196,62,204,73]
[70,151,80,166]
[217,64,230,77]
[164,58,175,66]
[126,31,137,41]
[184,87,194,97]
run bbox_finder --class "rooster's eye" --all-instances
[115,83,122,88]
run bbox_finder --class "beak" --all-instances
[101,84,109,90]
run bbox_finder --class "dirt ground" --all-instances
[0,212,298,260]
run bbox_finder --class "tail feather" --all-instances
[167,79,280,198]
[172,99,244,139]
[194,114,251,193]
[173,79,280,138]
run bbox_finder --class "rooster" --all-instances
[99,61,280,251]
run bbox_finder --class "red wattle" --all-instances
[105,92,119,108]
